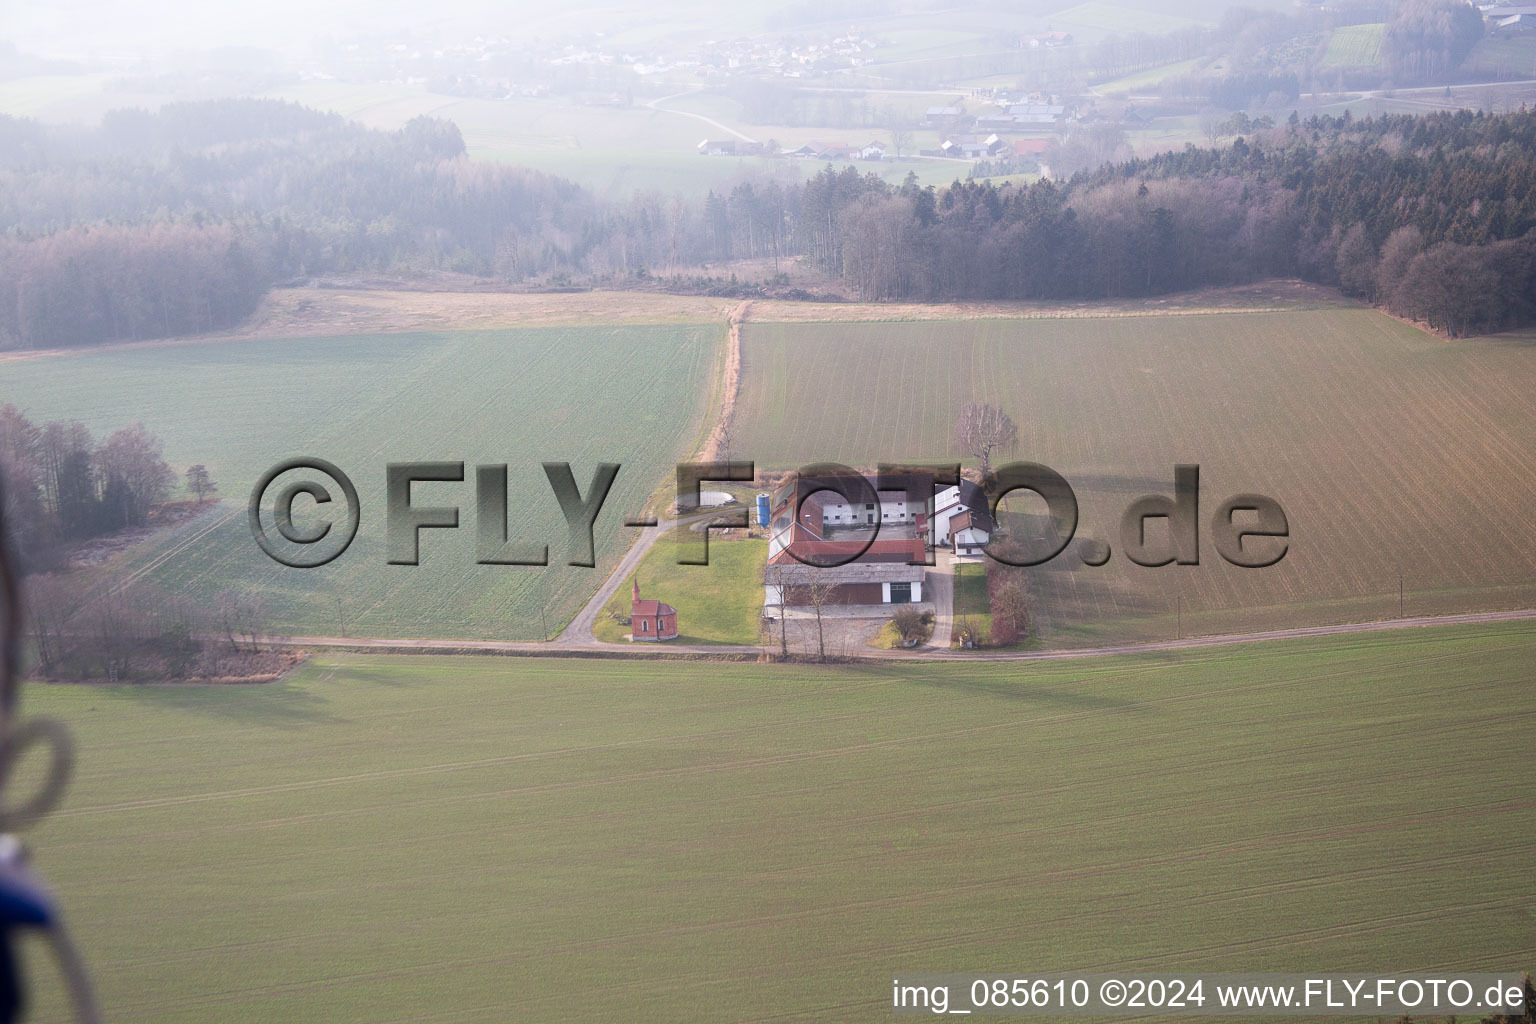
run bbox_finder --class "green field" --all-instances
[0,76,960,199]
[1093,58,1205,96]
[20,623,1535,1021]
[0,324,720,640]
[730,310,1536,644]
[951,560,990,645]
[254,82,972,199]
[1320,24,1386,70]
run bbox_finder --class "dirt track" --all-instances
[696,301,749,464]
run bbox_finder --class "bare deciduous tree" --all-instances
[95,423,175,527]
[764,561,838,660]
[989,575,1029,646]
[24,573,74,676]
[1199,107,1227,145]
[79,576,150,682]
[801,567,838,663]
[764,561,794,658]
[717,418,735,466]
[952,403,1018,480]
[215,592,267,655]
[891,604,927,646]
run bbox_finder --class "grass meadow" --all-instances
[591,533,767,644]
[730,309,1536,644]
[19,622,1536,1021]
[1093,58,1206,96]
[0,324,721,640]
[1319,24,1386,70]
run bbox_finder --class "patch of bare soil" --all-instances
[776,616,887,658]
[747,279,1353,323]
[68,500,220,568]
[0,289,739,363]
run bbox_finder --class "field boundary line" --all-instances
[256,606,1536,663]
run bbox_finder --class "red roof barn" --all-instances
[630,579,678,642]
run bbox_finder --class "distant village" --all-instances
[315,27,1076,100]
[694,90,1077,176]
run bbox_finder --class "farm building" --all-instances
[922,106,965,128]
[630,579,678,641]
[763,471,937,611]
[786,140,855,160]
[941,133,1005,158]
[765,535,928,608]
[698,139,765,156]
[931,481,994,556]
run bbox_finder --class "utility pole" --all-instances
[540,607,549,642]
[1398,574,1404,619]
[1176,595,1181,640]
[336,596,345,637]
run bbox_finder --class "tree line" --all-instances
[3,99,1534,344]
[0,100,612,348]
[779,106,1536,334]
[0,405,204,572]
[25,571,277,683]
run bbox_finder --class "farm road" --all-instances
[645,88,757,143]
[921,550,955,650]
[262,607,1536,662]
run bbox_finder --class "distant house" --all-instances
[1497,11,1536,29]
[1012,137,1050,158]
[859,140,887,160]
[1009,103,1066,119]
[923,105,965,128]
[630,579,678,641]
[1023,31,1072,48]
[698,138,765,156]
[942,132,1006,159]
[977,102,1065,133]
[787,140,854,160]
